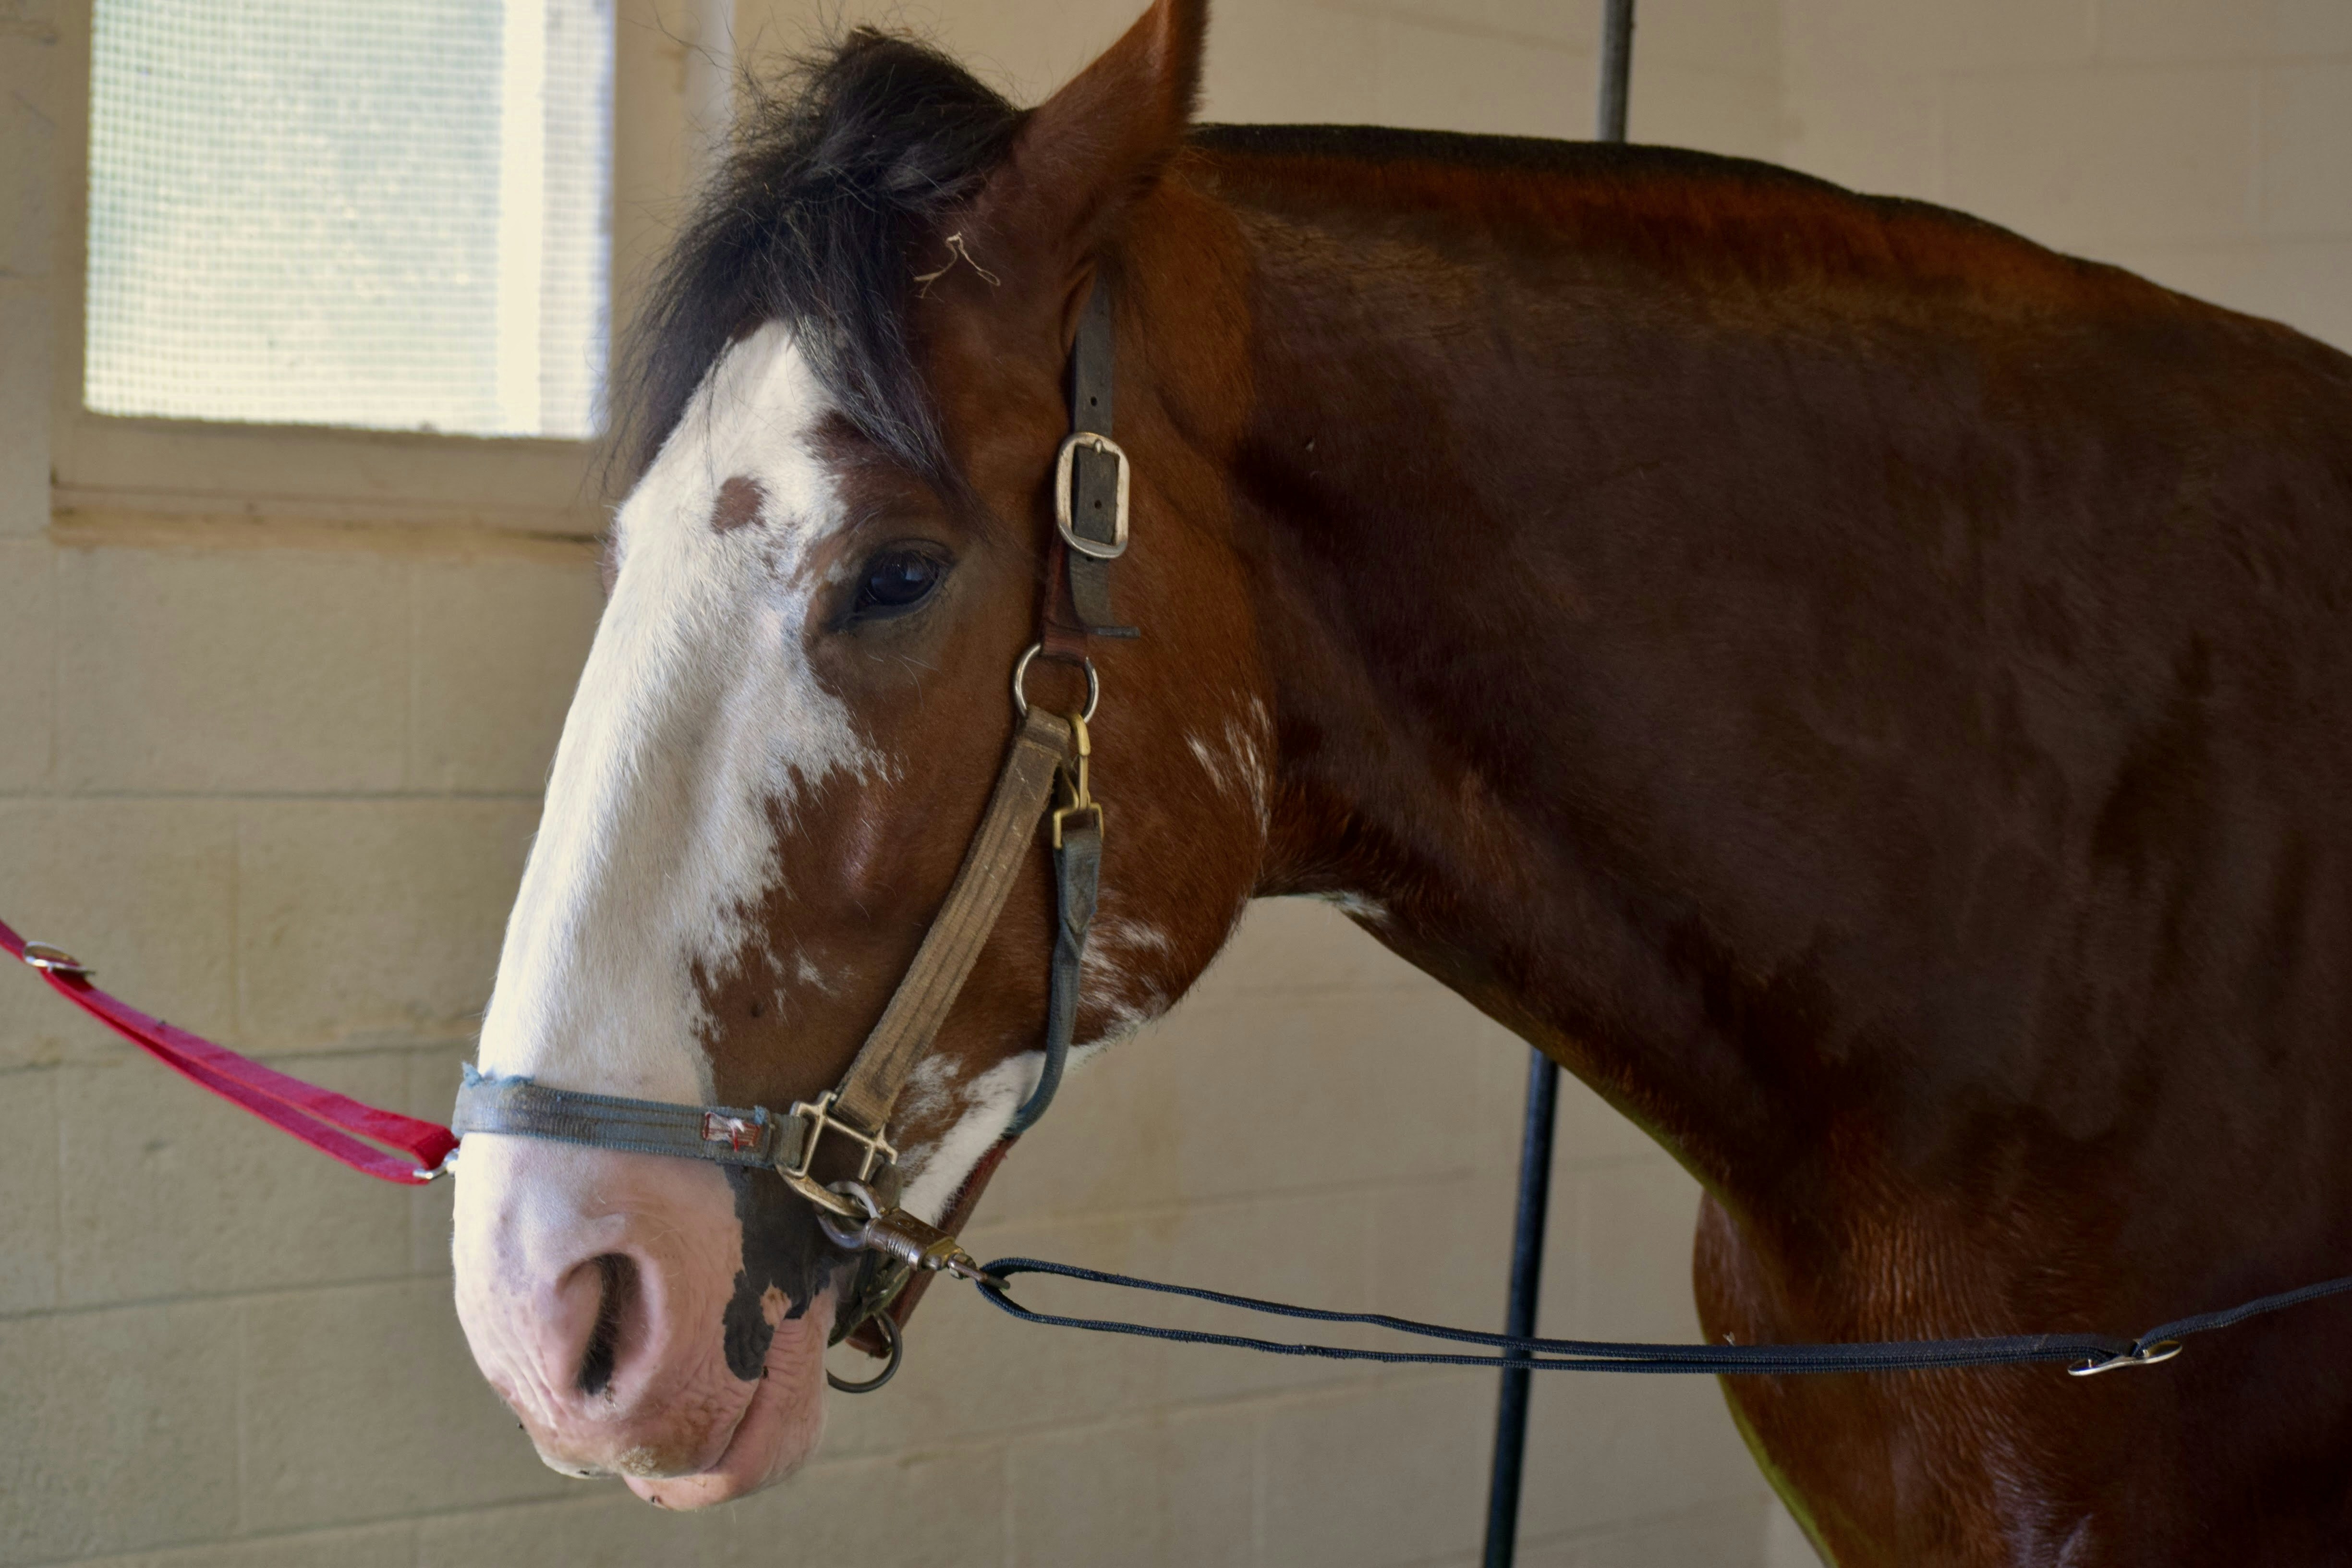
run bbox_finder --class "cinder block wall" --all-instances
[8,3,2349,1566]
[1780,0,2352,355]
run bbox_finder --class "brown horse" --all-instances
[447,2,2352,1559]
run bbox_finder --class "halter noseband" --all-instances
[452,276,1135,1386]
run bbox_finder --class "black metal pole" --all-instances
[1479,10,1633,1565]
[1479,1049,1560,1568]
[1598,0,1636,145]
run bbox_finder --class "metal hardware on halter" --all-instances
[817,1179,1001,1288]
[826,1308,903,1394]
[1054,432,1130,559]
[1051,712,1103,850]
[20,942,92,977]
[774,1092,897,1221]
[2067,1339,2183,1377]
[1012,642,1100,722]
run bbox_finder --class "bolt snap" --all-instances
[2068,1339,2183,1377]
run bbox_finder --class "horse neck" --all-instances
[1179,135,2352,1335]
[1211,158,1957,1210]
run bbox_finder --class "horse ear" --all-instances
[968,0,1207,296]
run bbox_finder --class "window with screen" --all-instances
[85,0,613,439]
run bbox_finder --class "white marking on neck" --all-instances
[892,912,1185,1219]
[1186,701,1273,837]
[898,1056,1032,1223]
[475,324,873,1102]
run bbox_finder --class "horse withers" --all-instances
[448,1,2352,1558]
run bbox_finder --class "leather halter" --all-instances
[451,276,1135,1381]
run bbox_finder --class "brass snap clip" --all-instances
[1052,711,1105,849]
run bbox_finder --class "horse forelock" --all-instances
[608,29,1022,496]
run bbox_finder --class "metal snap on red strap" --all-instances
[20,941,93,977]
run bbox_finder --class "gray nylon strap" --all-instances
[829,705,1076,1134]
[1067,280,1136,638]
[453,1065,777,1168]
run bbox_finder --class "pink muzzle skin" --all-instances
[450,1133,834,1496]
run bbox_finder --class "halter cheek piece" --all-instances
[452,278,1136,1392]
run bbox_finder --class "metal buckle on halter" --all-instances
[2066,1339,2183,1377]
[20,942,93,978]
[1054,431,1130,559]
[774,1092,897,1220]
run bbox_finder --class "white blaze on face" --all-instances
[476,323,873,1104]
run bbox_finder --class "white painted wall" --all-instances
[1780,0,2352,354]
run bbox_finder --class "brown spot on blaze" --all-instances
[711,475,766,534]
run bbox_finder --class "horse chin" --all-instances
[620,1286,836,1509]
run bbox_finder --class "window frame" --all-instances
[49,0,703,537]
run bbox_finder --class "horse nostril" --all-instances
[578,1253,637,1398]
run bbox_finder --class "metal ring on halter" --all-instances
[1011,642,1099,722]
[826,1308,903,1394]
[813,1177,885,1252]
[20,942,92,977]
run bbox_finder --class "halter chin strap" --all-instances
[453,277,1135,1375]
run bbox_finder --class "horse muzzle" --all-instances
[449,1133,833,1498]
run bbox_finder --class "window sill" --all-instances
[51,409,610,540]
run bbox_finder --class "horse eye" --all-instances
[852,546,947,618]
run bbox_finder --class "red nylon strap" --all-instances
[0,916,459,1185]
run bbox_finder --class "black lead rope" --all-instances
[972,1256,2352,1377]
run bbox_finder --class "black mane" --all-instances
[612,30,1022,486]
[613,44,2025,498]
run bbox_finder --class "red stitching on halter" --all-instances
[701,1111,763,1151]
[0,916,459,1185]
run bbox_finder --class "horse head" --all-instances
[449,0,1266,1505]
